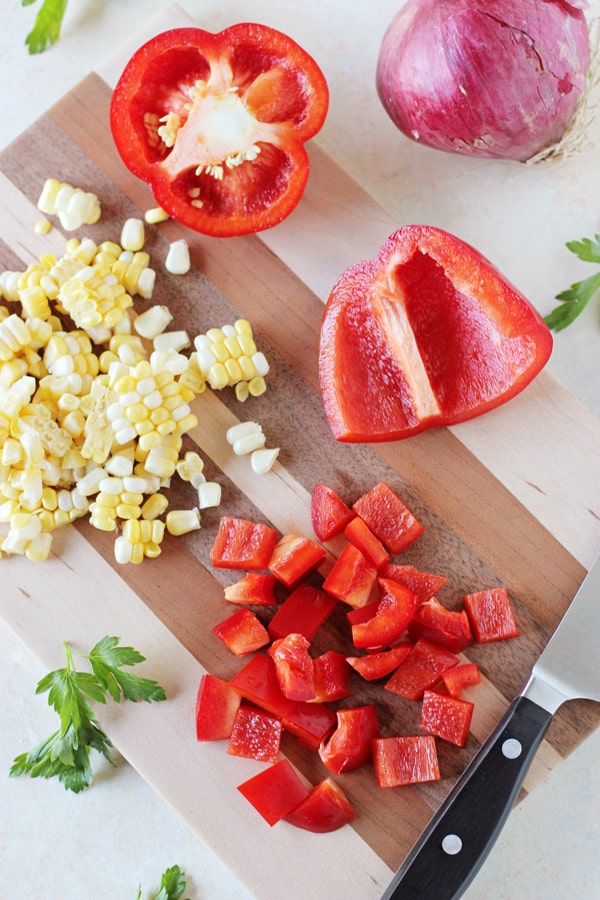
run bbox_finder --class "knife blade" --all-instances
[381,553,600,900]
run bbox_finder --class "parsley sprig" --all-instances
[10,636,166,793]
[22,0,69,54]
[136,864,190,900]
[545,234,600,331]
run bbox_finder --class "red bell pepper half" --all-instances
[385,637,459,701]
[283,778,356,832]
[110,26,329,237]
[212,607,270,656]
[268,583,338,641]
[352,482,424,555]
[351,577,418,649]
[419,690,474,748]
[227,704,283,763]
[268,533,326,588]
[237,759,309,826]
[310,482,355,542]
[372,735,440,788]
[224,572,278,605]
[210,516,279,570]
[408,596,473,653]
[318,704,380,774]
[322,542,378,607]
[195,673,242,740]
[319,225,553,441]
[463,587,519,643]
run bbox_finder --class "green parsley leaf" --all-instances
[155,865,189,900]
[10,636,166,792]
[22,0,69,54]
[545,235,600,331]
[87,636,167,704]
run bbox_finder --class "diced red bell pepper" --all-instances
[310,482,355,541]
[227,704,283,763]
[268,583,338,641]
[237,759,310,826]
[419,690,474,748]
[284,778,356,832]
[318,225,552,441]
[268,533,327,588]
[224,572,278,606]
[408,596,473,653]
[318,704,380,774]
[379,562,447,603]
[212,608,270,656]
[352,482,424,554]
[344,515,391,569]
[385,637,459,701]
[372,735,440,788]
[346,598,380,626]
[230,654,336,750]
[441,662,481,698]
[351,578,418,649]
[195,673,242,741]
[110,26,329,238]
[346,643,412,681]
[463,587,519,643]
[311,650,351,702]
[210,516,279,570]
[322,542,378,607]
[268,633,315,701]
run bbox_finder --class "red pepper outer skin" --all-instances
[211,607,270,656]
[463,587,519,643]
[344,515,391,569]
[237,759,310,826]
[195,673,242,740]
[110,26,328,237]
[310,482,355,541]
[283,778,356,832]
[268,583,338,641]
[441,661,481,698]
[346,642,412,681]
[352,481,424,555]
[319,225,552,441]
[319,704,380,774]
[351,577,418,649]
[419,690,474,748]
[372,734,440,788]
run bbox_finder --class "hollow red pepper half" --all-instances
[319,225,553,441]
[110,25,329,237]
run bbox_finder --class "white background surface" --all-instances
[1,1,599,898]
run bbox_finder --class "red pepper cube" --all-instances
[372,735,440,788]
[318,705,380,774]
[351,577,418,649]
[463,587,519,643]
[268,583,338,641]
[237,759,310,826]
[195,673,242,741]
[268,533,326,588]
[380,562,447,603]
[408,596,473,653]
[346,643,412,681]
[212,608,270,656]
[227,705,283,764]
[210,516,279,570]
[311,650,351,702]
[441,662,481,698]
[385,637,459,701]
[352,482,424,555]
[310,482,355,542]
[268,633,315,701]
[419,690,474,748]
[224,572,278,606]
[344,515,391,569]
[322,542,378,607]
[284,778,356,833]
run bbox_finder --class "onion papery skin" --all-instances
[376,0,590,162]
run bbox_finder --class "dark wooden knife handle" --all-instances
[381,695,553,900]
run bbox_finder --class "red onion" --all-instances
[376,0,591,162]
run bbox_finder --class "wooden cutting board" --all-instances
[2,7,600,898]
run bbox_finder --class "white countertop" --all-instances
[1,1,599,897]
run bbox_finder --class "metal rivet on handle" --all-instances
[502,738,523,759]
[442,834,463,855]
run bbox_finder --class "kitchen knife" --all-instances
[381,553,600,900]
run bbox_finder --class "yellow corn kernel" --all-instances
[235,381,250,402]
[174,413,198,435]
[144,206,169,224]
[120,218,145,253]
[140,493,168,520]
[19,285,52,320]
[34,218,52,236]
[207,363,229,390]
[166,507,201,536]
[116,502,142,520]
[248,376,267,397]
[41,487,58,510]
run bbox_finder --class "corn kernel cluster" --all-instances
[0,186,271,564]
